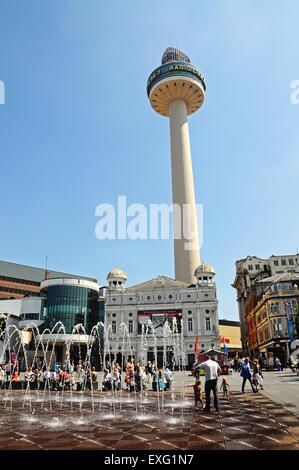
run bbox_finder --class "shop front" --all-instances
[261,340,288,369]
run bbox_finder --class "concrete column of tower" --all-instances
[169,99,200,283]
[147,47,206,284]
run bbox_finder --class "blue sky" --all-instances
[1,0,299,320]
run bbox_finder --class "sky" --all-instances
[0,0,299,320]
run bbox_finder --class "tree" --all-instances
[0,313,6,333]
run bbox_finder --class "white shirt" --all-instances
[197,359,221,381]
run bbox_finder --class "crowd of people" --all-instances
[1,351,296,410]
[102,358,174,394]
[0,359,98,391]
[0,360,20,384]
[228,354,296,373]
[0,356,176,394]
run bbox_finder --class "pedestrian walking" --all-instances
[240,358,257,393]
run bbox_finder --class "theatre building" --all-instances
[104,265,220,369]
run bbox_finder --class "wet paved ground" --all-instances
[0,389,299,450]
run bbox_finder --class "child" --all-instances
[186,379,204,410]
[220,377,230,399]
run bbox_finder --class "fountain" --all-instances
[0,317,195,435]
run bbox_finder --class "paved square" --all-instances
[0,371,298,450]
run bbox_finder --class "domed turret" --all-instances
[107,267,127,290]
[161,47,191,65]
[194,263,215,285]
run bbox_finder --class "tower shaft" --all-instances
[147,48,206,284]
[169,100,200,283]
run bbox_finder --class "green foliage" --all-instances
[0,314,6,333]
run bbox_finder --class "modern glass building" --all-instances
[40,278,100,334]
[0,259,97,300]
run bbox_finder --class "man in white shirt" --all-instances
[195,355,221,412]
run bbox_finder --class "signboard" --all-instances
[138,310,182,317]
[138,310,182,336]
[285,301,297,341]
[147,62,206,96]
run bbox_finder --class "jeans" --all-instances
[242,376,257,392]
[204,379,219,411]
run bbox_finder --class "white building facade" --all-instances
[105,265,220,369]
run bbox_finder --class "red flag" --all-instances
[194,336,199,356]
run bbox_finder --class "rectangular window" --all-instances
[281,259,286,266]
[205,317,211,331]
[188,318,193,332]
[255,264,260,270]
[289,259,294,265]
[270,302,280,314]
[248,265,253,270]
[273,318,282,337]
[274,260,279,266]
[112,321,116,334]
[128,320,133,333]
[24,313,39,320]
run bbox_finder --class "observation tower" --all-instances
[147,47,206,284]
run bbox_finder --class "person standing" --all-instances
[0,366,5,389]
[258,356,264,370]
[253,360,264,390]
[125,358,134,391]
[275,357,283,371]
[146,361,153,377]
[164,366,173,391]
[157,369,166,391]
[220,377,231,399]
[195,355,221,412]
[185,378,205,410]
[240,358,257,393]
